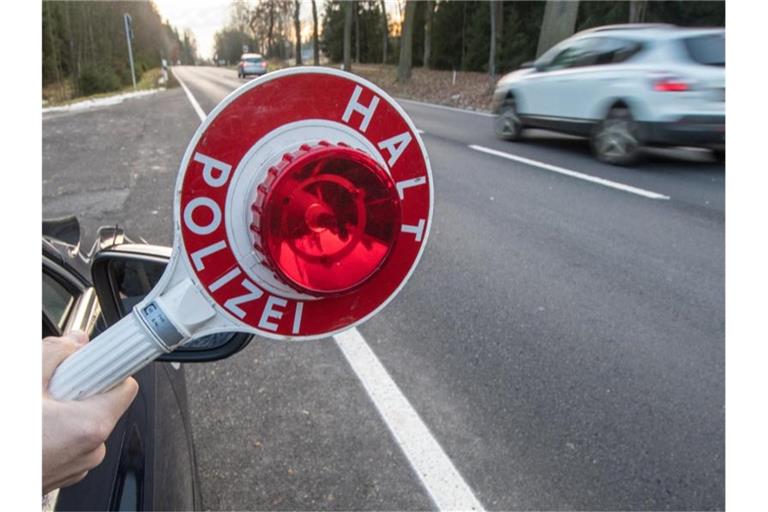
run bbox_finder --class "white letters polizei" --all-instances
[342,85,380,133]
[224,278,264,319]
[183,197,221,235]
[193,152,232,187]
[208,267,242,292]
[190,240,227,271]
[259,296,288,331]
[378,131,413,168]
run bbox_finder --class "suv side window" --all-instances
[593,38,643,65]
[546,38,599,70]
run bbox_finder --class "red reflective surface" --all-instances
[254,143,401,296]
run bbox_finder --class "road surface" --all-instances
[43,66,724,511]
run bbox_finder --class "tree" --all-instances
[489,0,497,81]
[380,0,388,64]
[311,0,320,65]
[629,1,648,23]
[423,0,433,68]
[397,0,417,82]
[536,0,580,57]
[294,0,302,65]
[343,0,353,71]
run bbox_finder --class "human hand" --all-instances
[42,332,139,494]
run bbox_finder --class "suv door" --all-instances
[521,37,601,119]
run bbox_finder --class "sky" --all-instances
[153,0,232,60]
[153,0,404,61]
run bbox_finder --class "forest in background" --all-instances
[43,1,197,99]
[43,1,724,102]
[216,0,724,78]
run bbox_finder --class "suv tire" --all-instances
[592,106,641,166]
[495,99,523,141]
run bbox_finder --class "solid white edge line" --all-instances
[469,144,671,200]
[174,67,482,509]
[334,328,485,512]
[396,97,495,118]
[172,68,207,122]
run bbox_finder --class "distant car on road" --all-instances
[492,24,725,165]
[238,53,268,78]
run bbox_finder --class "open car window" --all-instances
[43,272,76,333]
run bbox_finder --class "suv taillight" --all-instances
[653,77,691,92]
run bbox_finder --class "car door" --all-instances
[42,246,199,511]
[555,37,645,121]
[519,37,601,119]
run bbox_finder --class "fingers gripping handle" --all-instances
[48,313,169,401]
[47,279,216,400]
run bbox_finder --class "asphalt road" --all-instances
[43,66,724,511]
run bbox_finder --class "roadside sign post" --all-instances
[124,13,137,90]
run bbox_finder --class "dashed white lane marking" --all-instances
[469,144,671,200]
[173,68,207,122]
[177,69,485,512]
[335,328,485,512]
[396,97,495,118]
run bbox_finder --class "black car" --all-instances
[42,216,254,511]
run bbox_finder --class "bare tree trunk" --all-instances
[343,0,353,71]
[397,0,417,82]
[44,2,65,98]
[380,0,388,64]
[496,1,504,44]
[460,1,467,70]
[629,0,648,23]
[423,0,433,68]
[294,0,302,65]
[354,2,360,64]
[267,1,275,57]
[536,0,580,57]
[311,0,319,65]
[489,0,496,81]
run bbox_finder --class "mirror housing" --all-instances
[91,243,253,362]
[519,60,535,69]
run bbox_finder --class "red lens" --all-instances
[252,142,401,296]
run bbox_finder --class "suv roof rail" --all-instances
[584,23,675,33]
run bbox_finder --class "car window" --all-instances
[43,272,76,330]
[546,38,599,70]
[593,38,643,65]
[683,34,725,66]
[245,57,263,64]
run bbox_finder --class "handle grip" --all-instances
[48,313,167,400]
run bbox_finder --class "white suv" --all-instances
[492,24,725,165]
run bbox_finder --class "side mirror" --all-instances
[519,60,535,69]
[91,244,253,362]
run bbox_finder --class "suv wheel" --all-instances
[592,106,640,166]
[495,100,523,141]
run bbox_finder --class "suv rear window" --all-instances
[245,57,264,64]
[683,34,724,66]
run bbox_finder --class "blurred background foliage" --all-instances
[43,0,724,101]
[43,1,196,98]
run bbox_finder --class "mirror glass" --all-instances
[108,259,237,351]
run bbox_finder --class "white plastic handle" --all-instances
[48,313,170,400]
